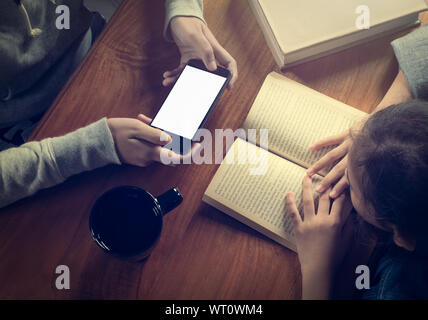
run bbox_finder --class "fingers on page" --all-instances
[308,131,349,151]
[314,157,348,193]
[302,176,315,219]
[286,192,302,226]
[317,189,332,216]
[308,144,348,177]
[330,174,349,198]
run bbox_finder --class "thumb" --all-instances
[201,46,217,71]
[205,58,217,71]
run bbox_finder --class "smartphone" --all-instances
[151,59,231,155]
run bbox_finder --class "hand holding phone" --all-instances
[151,59,231,155]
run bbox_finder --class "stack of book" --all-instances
[249,0,428,68]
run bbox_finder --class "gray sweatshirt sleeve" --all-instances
[391,25,428,100]
[0,118,121,208]
[164,0,205,42]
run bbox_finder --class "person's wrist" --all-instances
[106,118,124,163]
[300,261,334,282]
[170,16,196,44]
[170,16,184,28]
[106,118,117,139]
[170,16,202,33]
[301,267,334,300]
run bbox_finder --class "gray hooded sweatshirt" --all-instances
[0,0,204,208]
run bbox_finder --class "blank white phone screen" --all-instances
[151,65,227,140]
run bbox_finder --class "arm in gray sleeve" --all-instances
[164,0,205,42]
[391,25,428,100]
[0,118,120,208]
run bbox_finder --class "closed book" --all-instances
[249,0,428,68]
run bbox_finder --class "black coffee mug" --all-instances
[89,186,183,261]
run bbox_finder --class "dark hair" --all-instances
[350,100,428,250]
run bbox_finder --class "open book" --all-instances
[249,0,428,68]
[203,72,366,251]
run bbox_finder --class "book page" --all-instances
[203,138,322,251]
[243,72,367,174]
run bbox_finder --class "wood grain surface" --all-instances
[0,0,425,299]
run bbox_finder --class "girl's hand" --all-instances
[164,17,238,89]
[306,130,352,198]
[306,119,365,198]
[286,176,354,299]
[107,114,186,167]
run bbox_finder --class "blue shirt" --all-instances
[363,244,428,300]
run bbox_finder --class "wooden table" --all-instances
[0,0,425,299]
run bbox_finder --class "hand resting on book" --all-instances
[286,175,354,300]
[306,120,364,199]
[305,70,413,198]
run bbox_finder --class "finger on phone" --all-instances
[218,51,237,89]
[134,123,172,146]
[152,146,182,166]
[163,65,185,86]
[226,59,238,89]
[190,142,202,156]
[213,45,237,88]
[137,114,152,125]
[203,27,237,89]
[163,64,185,78]
[162,76,179,87]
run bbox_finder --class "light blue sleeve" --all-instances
[391,25,428,100]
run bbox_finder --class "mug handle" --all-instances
[156,187,183,215]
